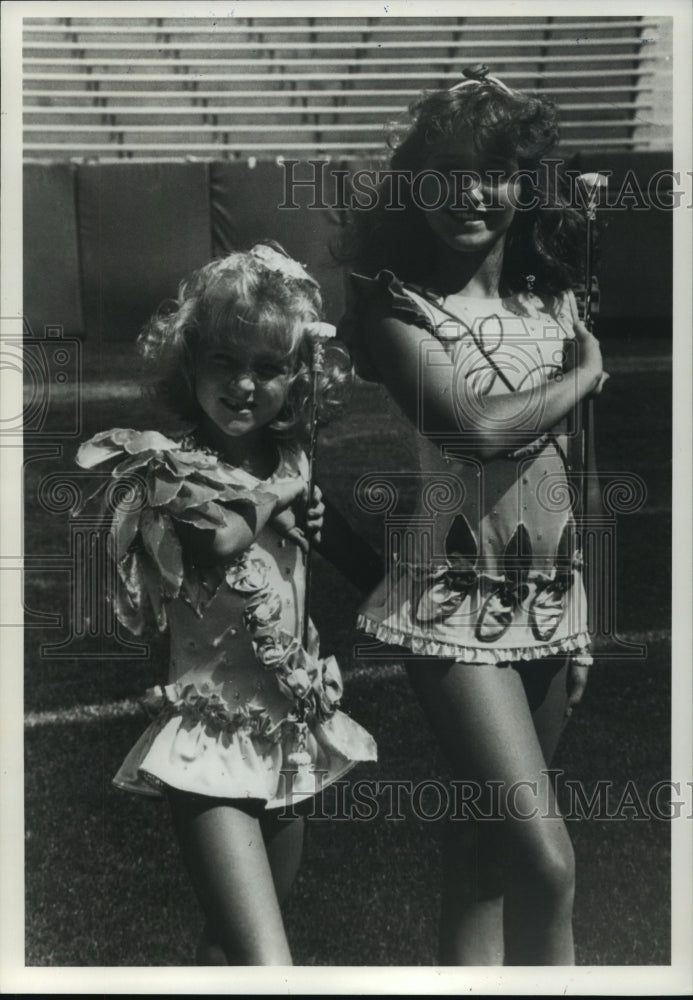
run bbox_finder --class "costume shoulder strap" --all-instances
[345,270,437,332]
[338,269,438,382]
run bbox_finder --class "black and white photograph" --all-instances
[1,0,691,993]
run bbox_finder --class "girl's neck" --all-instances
[195,419,279,479]
[431,238,506,299]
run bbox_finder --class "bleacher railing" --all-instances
[23,16,672,161]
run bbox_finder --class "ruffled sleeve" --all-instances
[76,428,279,636]
[338,269,437,383]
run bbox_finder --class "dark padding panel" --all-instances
[570,151,673,328]
[210,161,347,325]
[77,163,211,341]
[24,164,84,336]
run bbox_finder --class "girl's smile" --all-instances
[443,210,488,226]
[419,136,519,254]
[195,344,292,439]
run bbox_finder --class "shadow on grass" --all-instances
[25,642,670,966]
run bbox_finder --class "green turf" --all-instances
[23,335,672,965]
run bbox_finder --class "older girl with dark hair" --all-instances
[340,69,608,965]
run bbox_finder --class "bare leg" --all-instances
[194,811,305,964]
[437,659,570,965]
[168,792,297,965]
[503,656,573,965]
[407,655,575,966]
[517,655,571,766]
[261,810,305,904]
[438,818,505,965]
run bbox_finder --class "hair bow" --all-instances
[249,243,315,282]
[449,64,514,95]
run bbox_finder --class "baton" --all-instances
[301,323,336,652]
[575,172,608,520]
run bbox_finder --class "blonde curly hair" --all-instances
[138,241,351,437]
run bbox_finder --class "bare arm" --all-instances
[178,478,307,564]
[362,300,605,462]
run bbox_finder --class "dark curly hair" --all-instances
[338,82,587,297]
[138,241,350,439]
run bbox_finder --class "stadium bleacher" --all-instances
[23,16,672,160]
[20,15,673,340]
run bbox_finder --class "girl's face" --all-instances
[195,340,294,438]
[417,133,520,255]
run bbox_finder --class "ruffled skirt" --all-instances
[113,682,377,809]
[357,567,593,667]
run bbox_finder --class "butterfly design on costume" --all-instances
[412,513,579,643]
[414,513,478,626]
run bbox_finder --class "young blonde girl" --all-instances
[340,69,608,965]
[78,242,377,965]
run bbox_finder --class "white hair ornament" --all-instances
[249,242,314,282]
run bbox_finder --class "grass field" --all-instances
[22,333,672,966]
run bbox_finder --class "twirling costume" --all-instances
[341,271,593,666]
[77,429,377,808]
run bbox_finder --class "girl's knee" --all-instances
[535,839,575,901]
[529,835,575,904]
[507,824,575,903]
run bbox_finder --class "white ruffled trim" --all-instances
[112,704,377,809]
[570,653,594,667]
[357,614,592,666]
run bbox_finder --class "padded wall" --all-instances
[24,164,83,336]
[76,163,211,341]
[210,154,673,331]
[23,154,673,341]
[210,161,347,325]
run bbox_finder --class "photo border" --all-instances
[1,0,691,993]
